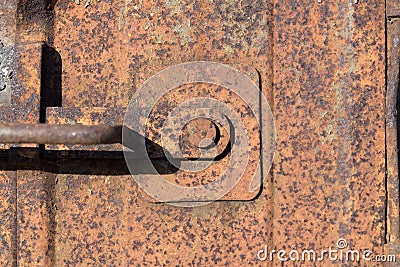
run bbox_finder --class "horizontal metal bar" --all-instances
[0,124,122,144]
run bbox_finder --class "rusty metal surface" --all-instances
[45,105,258,202]
[17,169,57,267]
[0,0,16,106]
[386,17,400,243]
[51,0,270,202]
[387,0,400,17]
[48,0,273,265]
[385,17,400,266]
[53,0,272,108]
[0,3,45,265]
[0,170,16,266]
[0,2,17,266]
[272,0,386,265]
[0,0,393,267]
[48,0,270,204]
[5,8,50,264]
[0,124,122,144]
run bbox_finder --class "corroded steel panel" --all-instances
[0,2,17,266]
[50,0,273,202]
[17,169,56,266]
[272,0,386,264]
[385,16,400,266]
[0,169,16,266]
[0,0,394,266]
[53,0,272,108]
[47,0,275,265]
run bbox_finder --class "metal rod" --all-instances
[0,124,122,144]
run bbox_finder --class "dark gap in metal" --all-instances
[390,16,400,244]
[387,15,400,245]
[213,115,233,161]
[397,64,400,175]
[40,44,62,124]
[248,68,264,201]
[395,32,400,245]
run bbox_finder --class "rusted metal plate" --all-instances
[17,169,56,266]
[0,169,16,266]
[54,0,273,107]
[272,0,386,264]
[45,107,262,202]
[0,26,46,264]
[0,2,17,266]
[46,0,274,264]
[11,42,46,265]
[49,0,272,203]
[0,0,394,266]
[385,16,400,266]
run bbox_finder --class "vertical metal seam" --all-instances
[385,0,389,245]
[385,12,400,245]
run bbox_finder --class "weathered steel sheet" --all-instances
[0,1,17,266]
[48,0,274,265]
[0,169,16,266]
[385,17,400,266]
[0,0,393,266]
[272,0,386,265]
